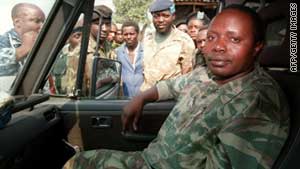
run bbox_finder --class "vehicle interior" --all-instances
[0,0,298,169]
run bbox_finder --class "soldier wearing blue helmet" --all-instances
[140,0,195,91]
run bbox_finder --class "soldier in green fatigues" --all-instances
[63,4,290,169]
[193,26,208,68]
[140,0,195,92]
[52,22,83,94]
[59,5,115,96]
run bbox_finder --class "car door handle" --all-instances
[121,132,156,142]
[91,116,112,128]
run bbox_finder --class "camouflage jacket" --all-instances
[111,41,122,50]
[143,66,290,169]
[54,44,79,95]
[193,48,206,68]
[0,29,22,76]
[85,36,114,78]
[64,66,289,169]
[64,36,115,95]
[140,27,195,91]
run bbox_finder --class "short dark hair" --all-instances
[224,5,265,43]
[187,12,210,26]
[175,20,187,28]
[121,20,140,33]
[198,25,209,32]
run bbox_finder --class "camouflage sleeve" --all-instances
[156,66,210,100]
[0,48,16,62]
[156,72,192,101]
[0,48,18,76]
[110,69,120,83]
[109,49,117,60]
[85,51,94,84]
[209,93,289,169]
[63,149,147,169]
[99,67,119,82]
[194,50,206,68]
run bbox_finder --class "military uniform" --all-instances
[61,4,114,96]
[193,48,206,68]
[52,44,78,94]
[95,59,120,89]
[59,35,114,95]
[0,29,22,76]
[51,20,84,94]
[111,41,122,50]
[140,27,195,91]
[64,65,289,169]
[139,0,195,91]
[85,36,114,78]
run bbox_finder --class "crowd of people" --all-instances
[49,0,211,97]
[0,1,212,97]
[0,0,290,168]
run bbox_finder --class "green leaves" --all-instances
[113,0,152,24]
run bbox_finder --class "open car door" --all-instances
[0,0,174,168]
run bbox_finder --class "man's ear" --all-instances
[172,14,176,21]
[13,18,21,27]
[253,42,264,56]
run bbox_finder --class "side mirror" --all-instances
[90,58,122,99]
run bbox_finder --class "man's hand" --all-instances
[122,96,144,132]
[16,31,39,61]
[122,86,159,132]
[22,31,38,46]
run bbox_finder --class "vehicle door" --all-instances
[43,0,175,152]
[0,0,85,169]
[0,0,174,158]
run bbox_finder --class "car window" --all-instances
[43,1,130,100]
[45,11,126,100]
[48,16,84,97]
[0,0,56,93]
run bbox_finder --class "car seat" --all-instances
[270,70,300,169]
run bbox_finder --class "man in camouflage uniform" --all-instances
[84,5,119,95]
[112,23,124,49]
[63,5,290,169]
[52,21,83,94]
[63,5,115,95]
[193,26,209,68]
[0,3,45,76]
[140,0,195,91]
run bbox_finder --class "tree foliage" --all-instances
[113,0,153,24]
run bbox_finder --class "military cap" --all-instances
[175,19,187,27]
[149,0,175,14]
[92,5,112,21]
[72,19,83,33]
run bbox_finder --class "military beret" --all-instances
[92,5,112,21]
[149,0,175,13]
